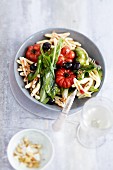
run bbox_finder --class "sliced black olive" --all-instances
[47,98,55,105]
[42,42,51,52]
[72,61,80,70]
[30,63,37,71]
[63,62,73,69]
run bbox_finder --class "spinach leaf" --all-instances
[27,55,42,82]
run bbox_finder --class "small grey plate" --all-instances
[14,28,105,113]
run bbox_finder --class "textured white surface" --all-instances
[1,0,113,170]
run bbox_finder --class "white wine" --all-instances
[77,97,113,148]
[83,105,113,130]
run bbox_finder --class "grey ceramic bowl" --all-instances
[14,28,105,112]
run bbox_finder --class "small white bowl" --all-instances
[7,129,54,170]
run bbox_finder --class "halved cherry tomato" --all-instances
[26,44,41,63]
[55,68,76,88]
[57,46,75,66]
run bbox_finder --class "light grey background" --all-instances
[0,0,113,170]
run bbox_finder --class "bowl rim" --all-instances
[14,27,105,112]
[7,128,55,170]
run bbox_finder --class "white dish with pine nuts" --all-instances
[7,129,54,170]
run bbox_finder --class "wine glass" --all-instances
[76,97,113,148]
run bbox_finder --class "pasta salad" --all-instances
[17,32,102,108]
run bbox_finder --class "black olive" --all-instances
[72,61,80,70]
[30,63,37,71]
[63,62,73,69]
[47,98,55,105]
[42,42,51,52]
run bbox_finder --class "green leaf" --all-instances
[39,39,63,103]
[51,38,63,66]
[54,38,64,65]
[98,69,103,80]
[40,46,51,68]
[81,62,95,72]
[42,97,49,104]
[27,55,42,81]
[89,86,99,92]
[48,84,60,99]
[40,46,46,57]
[27,72,34,81]
[45,71,54,94]
[40,70,54,103]
[43,56,51,68]
[76,62,96,80]
[40,85,47,103]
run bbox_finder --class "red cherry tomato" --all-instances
[67,51,75,58]
[55,68,76,88]
[57,46,75,66]
[26,44,41,63]
[61,46,70,56]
